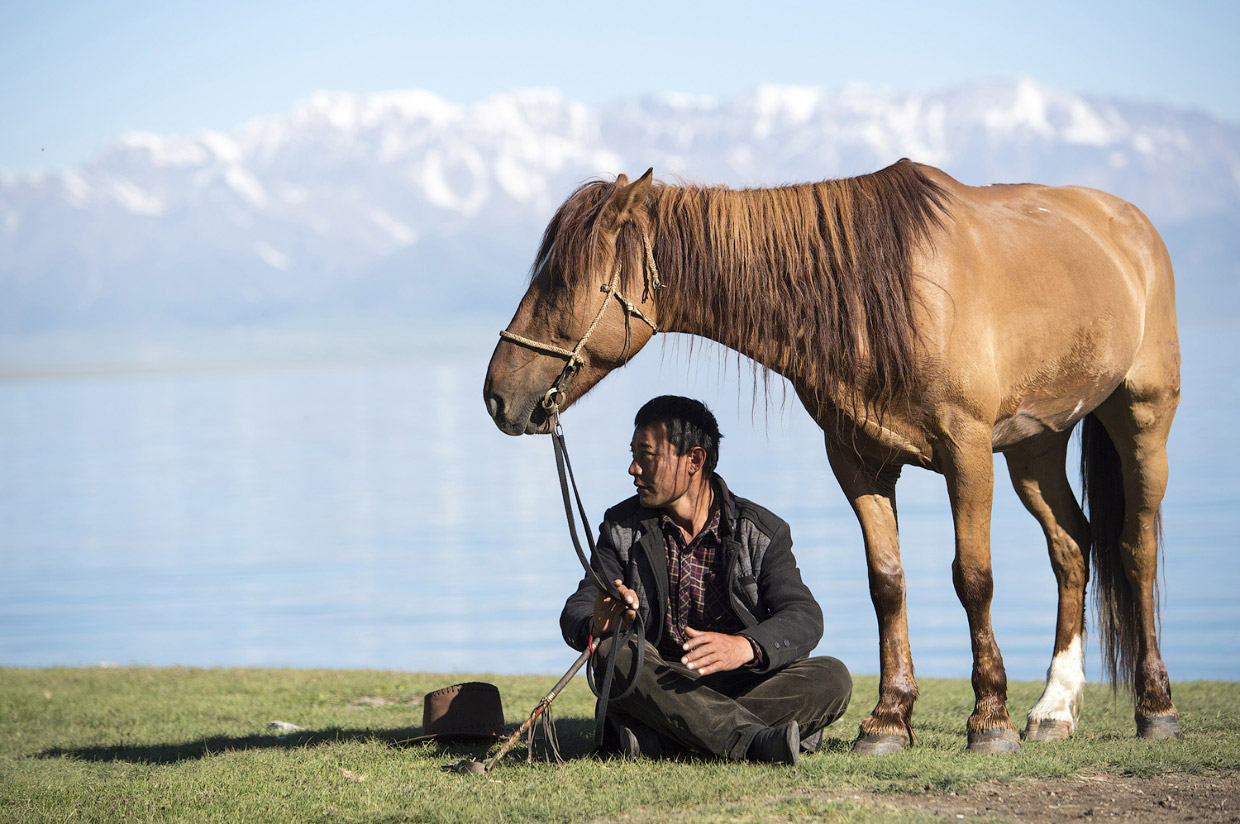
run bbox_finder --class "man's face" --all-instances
[629,423,696,509]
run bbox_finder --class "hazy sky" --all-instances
[2,0,1237,175]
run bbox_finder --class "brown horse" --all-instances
[482,159,1181,753]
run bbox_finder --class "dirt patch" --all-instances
[833,772,1239,823]
[347,696,421,709]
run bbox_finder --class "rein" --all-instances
[546,400,646,749]
[498,229,663,751]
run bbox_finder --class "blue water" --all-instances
[1,322,1236,683]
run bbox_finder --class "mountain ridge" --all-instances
[1,79,1236,349]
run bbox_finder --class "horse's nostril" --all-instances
[485,393,501,421]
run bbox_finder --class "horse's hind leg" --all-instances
[1003,432,1090,741]
[1091,380,1181,738]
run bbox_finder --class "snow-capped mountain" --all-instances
[1,79,1237,346]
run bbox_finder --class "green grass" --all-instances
[1,667,1237,823]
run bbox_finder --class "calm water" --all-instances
[1,322,1236,682]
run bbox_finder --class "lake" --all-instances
[1,320,1236,684]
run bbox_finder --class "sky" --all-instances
[1,0,1237,176]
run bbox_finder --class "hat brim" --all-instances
[393,728,510,746]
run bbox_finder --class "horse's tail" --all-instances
[1080,412,1149,693]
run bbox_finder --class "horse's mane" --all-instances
[534,159,950,414]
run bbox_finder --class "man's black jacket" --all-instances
[559,475,823,673]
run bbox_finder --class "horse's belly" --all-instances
[989,364,1120,451]
[991,399,1087,450]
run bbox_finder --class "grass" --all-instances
[1,667,1237,823]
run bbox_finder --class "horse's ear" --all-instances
[600,168,654,232]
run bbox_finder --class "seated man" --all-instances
[560,395,851,765]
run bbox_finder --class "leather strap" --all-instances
[550,415,645,748]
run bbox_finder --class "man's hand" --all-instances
[591,579,640,636]
[680,627,756,675]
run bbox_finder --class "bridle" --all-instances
[498,231,662,412]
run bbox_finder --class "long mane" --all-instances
[538,159,951,414]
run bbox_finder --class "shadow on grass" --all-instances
[38,717,601,765]
[37,719,867,765]
[817,735,856,755]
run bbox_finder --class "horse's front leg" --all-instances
[828,447,916,754]
[944,429,1021,753]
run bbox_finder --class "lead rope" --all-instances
[548,404,646,751]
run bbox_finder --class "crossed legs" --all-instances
[595,635,852,759]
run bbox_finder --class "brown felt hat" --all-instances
[396,682,508,744]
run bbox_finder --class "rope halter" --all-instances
[498,232,662,413]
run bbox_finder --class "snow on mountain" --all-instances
[1,79,1237,346]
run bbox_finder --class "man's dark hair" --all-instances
[634,396,723,476]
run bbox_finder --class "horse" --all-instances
[482,159,1181,753]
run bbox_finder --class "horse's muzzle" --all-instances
[483,390,552,436]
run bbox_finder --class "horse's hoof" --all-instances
[1137,714,1184,740]
[1024,718,1073,742]
[967,727,1021,753]
[851,732,908,755]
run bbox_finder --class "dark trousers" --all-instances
[594,635,852,760]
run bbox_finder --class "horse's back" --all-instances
[921,164,1173,300]
[911,165,1178,441]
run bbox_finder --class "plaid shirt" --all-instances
[658,503,754,662]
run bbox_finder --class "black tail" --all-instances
[1080,412,1150,693]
